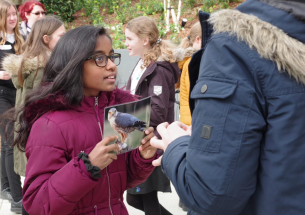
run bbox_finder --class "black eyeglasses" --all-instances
[31,11,47,16]
[86,53,121,67]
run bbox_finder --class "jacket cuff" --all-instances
[78,157,99,181]
[162,135,190,170]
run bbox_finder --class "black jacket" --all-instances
[127,60,180,130]
[0,39,15,89]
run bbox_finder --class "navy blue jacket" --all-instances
[161,0,305,214]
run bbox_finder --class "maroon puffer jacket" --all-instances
[23,89,156,215]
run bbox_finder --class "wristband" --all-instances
[78,151,101,178]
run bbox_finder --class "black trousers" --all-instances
[0,85,22,202]
[22,204,29,215]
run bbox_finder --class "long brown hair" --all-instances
[179,22,201,49]
[17,16,63,87]
[126,16,178,68]
[0,0,23,54]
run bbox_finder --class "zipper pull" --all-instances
[95,97,98,106]
[94,205,97,215]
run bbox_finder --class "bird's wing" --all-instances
[115,113,141,127]
[134,121,146,128]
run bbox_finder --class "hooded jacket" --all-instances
[178,47,197,126]
[3,54,45,176]
[161,0,305,214]
[22,89,157,215]
[126,50,183,130]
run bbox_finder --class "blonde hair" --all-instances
[126,16,178,68]
[0,0,24,54]
[18,16,63,87]
[179,22,201,49]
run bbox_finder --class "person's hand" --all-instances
[139,127,157,159]
[88,136,120,170]
[0,71,11,80]
[150,121,191,166]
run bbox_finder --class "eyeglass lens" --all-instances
[95,54,120,67]
[33,12,46,15]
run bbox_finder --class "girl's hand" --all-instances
[88,136,120,170]
[139,127,157,159]
[0,71,11,80]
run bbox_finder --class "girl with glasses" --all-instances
[124,16,184,215]
[18,0,46,39]
[0,0,24,213]
[13,25,158,215]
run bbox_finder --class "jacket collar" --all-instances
[79,91,110,112]
[19,21,27,36]
[126,59,156,92]
[78,88,137,113]
[209,1,305,85]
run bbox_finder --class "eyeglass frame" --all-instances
[85,53,121,67]
[31,11,47,16]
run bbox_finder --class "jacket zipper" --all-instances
[94,205,97,215]
[119,198,128,212]
[94,97,113,215]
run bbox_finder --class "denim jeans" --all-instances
[0,85,22,202]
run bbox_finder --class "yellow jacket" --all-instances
[178,57,192,125]
[178,47,197,126]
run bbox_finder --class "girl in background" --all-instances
[3,15,65,181]
[0,0,24,213]
[178,22,202,126]
[125,16,184,215]
[14,25,158,215]
[18,0,46,39]
[176,21,202,212]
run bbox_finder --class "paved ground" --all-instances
[0,177,188,215]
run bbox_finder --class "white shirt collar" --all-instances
[0,31,15,44]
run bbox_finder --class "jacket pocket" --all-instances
[190,77,237,153]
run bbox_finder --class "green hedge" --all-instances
[40,0,76,23]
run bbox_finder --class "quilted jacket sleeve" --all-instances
[23,117,99,215]
[161,34,266,215]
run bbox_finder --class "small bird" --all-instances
[108,107,146,149]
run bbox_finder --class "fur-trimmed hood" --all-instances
[178,47,198,70]
[2,54,46,78]
[209,9,305,84]
[184,47,198,58]
[157,47,185,62]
